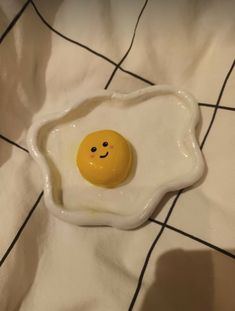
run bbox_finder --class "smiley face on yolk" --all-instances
[76,130,132,187]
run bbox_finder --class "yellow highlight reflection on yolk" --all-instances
[76,130,132,187]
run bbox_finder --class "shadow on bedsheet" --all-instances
[0,1,63,165]
[140,248,235,311]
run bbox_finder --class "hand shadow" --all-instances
[140,248,235,311]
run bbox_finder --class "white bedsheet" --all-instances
[1,0,235,310]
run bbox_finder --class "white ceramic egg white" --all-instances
[27,85,204,229]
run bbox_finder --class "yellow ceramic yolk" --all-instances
[76,130,132,187]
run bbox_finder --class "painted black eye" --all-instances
[91,147,97,152]
[103,141,108,147]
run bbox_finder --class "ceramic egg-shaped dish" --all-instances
[27,85,204,229]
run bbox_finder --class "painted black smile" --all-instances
[100,151,109,158]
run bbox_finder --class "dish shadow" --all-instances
[195,106,209,187]
[150,191,178,220]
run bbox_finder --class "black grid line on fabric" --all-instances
[120,68,155,86]
[200,60,235,149]
[149,218,235,260]
[0,0,149,269]
[30,0,154,87]
[104,0,149,89]
[0,0,41,268]
[0,191,43,267]
[1,1,235,309]
[128,59,235,311]
[1,101,235,155]
[0,134,29,153]
[0,0,31,154]
[0,0,30,44]
[128,190,182,311]
[199,102,235,111]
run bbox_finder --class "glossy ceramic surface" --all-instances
[27,85,205,229]
[76,130,132,187]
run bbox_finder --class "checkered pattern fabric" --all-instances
[1,1,235,310]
